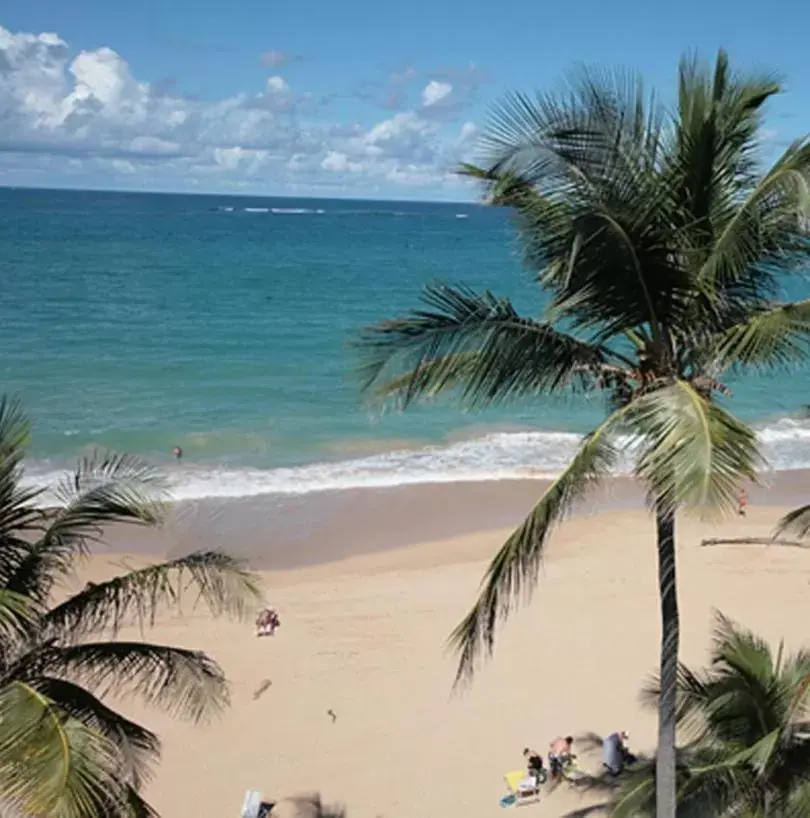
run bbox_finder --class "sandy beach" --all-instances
[87,478,810,818]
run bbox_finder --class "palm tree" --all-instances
[775,504,810,541]
[599,613,810,816]
[0,398,261,817]
[356,51,810,817]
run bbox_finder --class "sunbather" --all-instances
[255,607,280,637]
[602,730,635,775]
[522,747,545,784]
[548,735,575,781]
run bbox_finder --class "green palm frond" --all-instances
[693,138,810,304]
[449,410,622,685]
[5,452,167,603]
[640,661,713,742]
[468,69,702,344]
[457,162,539,208]
[0,681,125,818]
[117,784,160,818]
[629,381,762,516]
[24,677,160,789]
[357,282,621,409]
[776,504,810,539]
[19,641,229,724]
[0,395,32,460]
[49,450,168,535]
[620,615,810,814]
[706,299,810,372]
[44,551,260,641]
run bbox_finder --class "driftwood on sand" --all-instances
[700,537,808,549]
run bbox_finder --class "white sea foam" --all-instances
[270,207,316,214]
[20,418,810,503]
[243,207,270,213]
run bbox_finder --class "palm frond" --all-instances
[776,504,810,539]
[457,162,540,208]
[449,409,623,686]
[17,641,229,724]
[0,680,125,818]
[640,661,712,742]
[706,299,810,373]
[467,67,699,344]
[629,380,762,515]
[0,397,44,586]
[24,677,160,788]
[357,282,619,409]
[5,452,168,604]
[606,750,753,818]
[44,550,261,641]
[693,137,810,304]
[0,396,32,460]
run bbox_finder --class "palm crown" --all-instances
[606,613,810,816]
[357,51,810,815]
[0,398,260,817]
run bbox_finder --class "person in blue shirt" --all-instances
[603,730,635,775]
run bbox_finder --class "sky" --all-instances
[0,0,808,200]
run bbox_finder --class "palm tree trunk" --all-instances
[655,502,679,818]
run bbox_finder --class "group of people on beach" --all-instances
[522,730,634,788]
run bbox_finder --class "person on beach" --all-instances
[172,446,183,461]
[548,735,575,782]
[522,747,545,784]
[602,730,635,775]
[255,608,280,637]
[737,487,748,516]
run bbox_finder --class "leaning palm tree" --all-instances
[598,613,810,816]
[775,503,810,541]
[0,398,261,817]
[356,51,810,817]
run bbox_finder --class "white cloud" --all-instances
[0,23,482,196]
[421,80,452,107]
[265,75,289,94]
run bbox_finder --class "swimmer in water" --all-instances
[172,446,183,461]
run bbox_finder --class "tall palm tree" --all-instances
[0,398,261,817]
[356,51,810,817]
[599,613,810,816]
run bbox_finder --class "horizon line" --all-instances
[0,182,481,207]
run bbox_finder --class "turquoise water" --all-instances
[2,187,809,500]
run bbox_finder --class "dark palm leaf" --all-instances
[15,641,229,724]
[776,504,810,539]
[357,282,623,409]
[5,452,167,604]
[44,550,260,640]
[620,615,810,814]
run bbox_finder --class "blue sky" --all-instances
[0,0,807,199]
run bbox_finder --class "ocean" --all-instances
[2,186,810,502]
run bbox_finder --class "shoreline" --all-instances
[99,467,810,571]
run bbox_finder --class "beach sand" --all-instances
[85,482,810,818]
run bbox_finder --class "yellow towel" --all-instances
[505,770,529,792]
